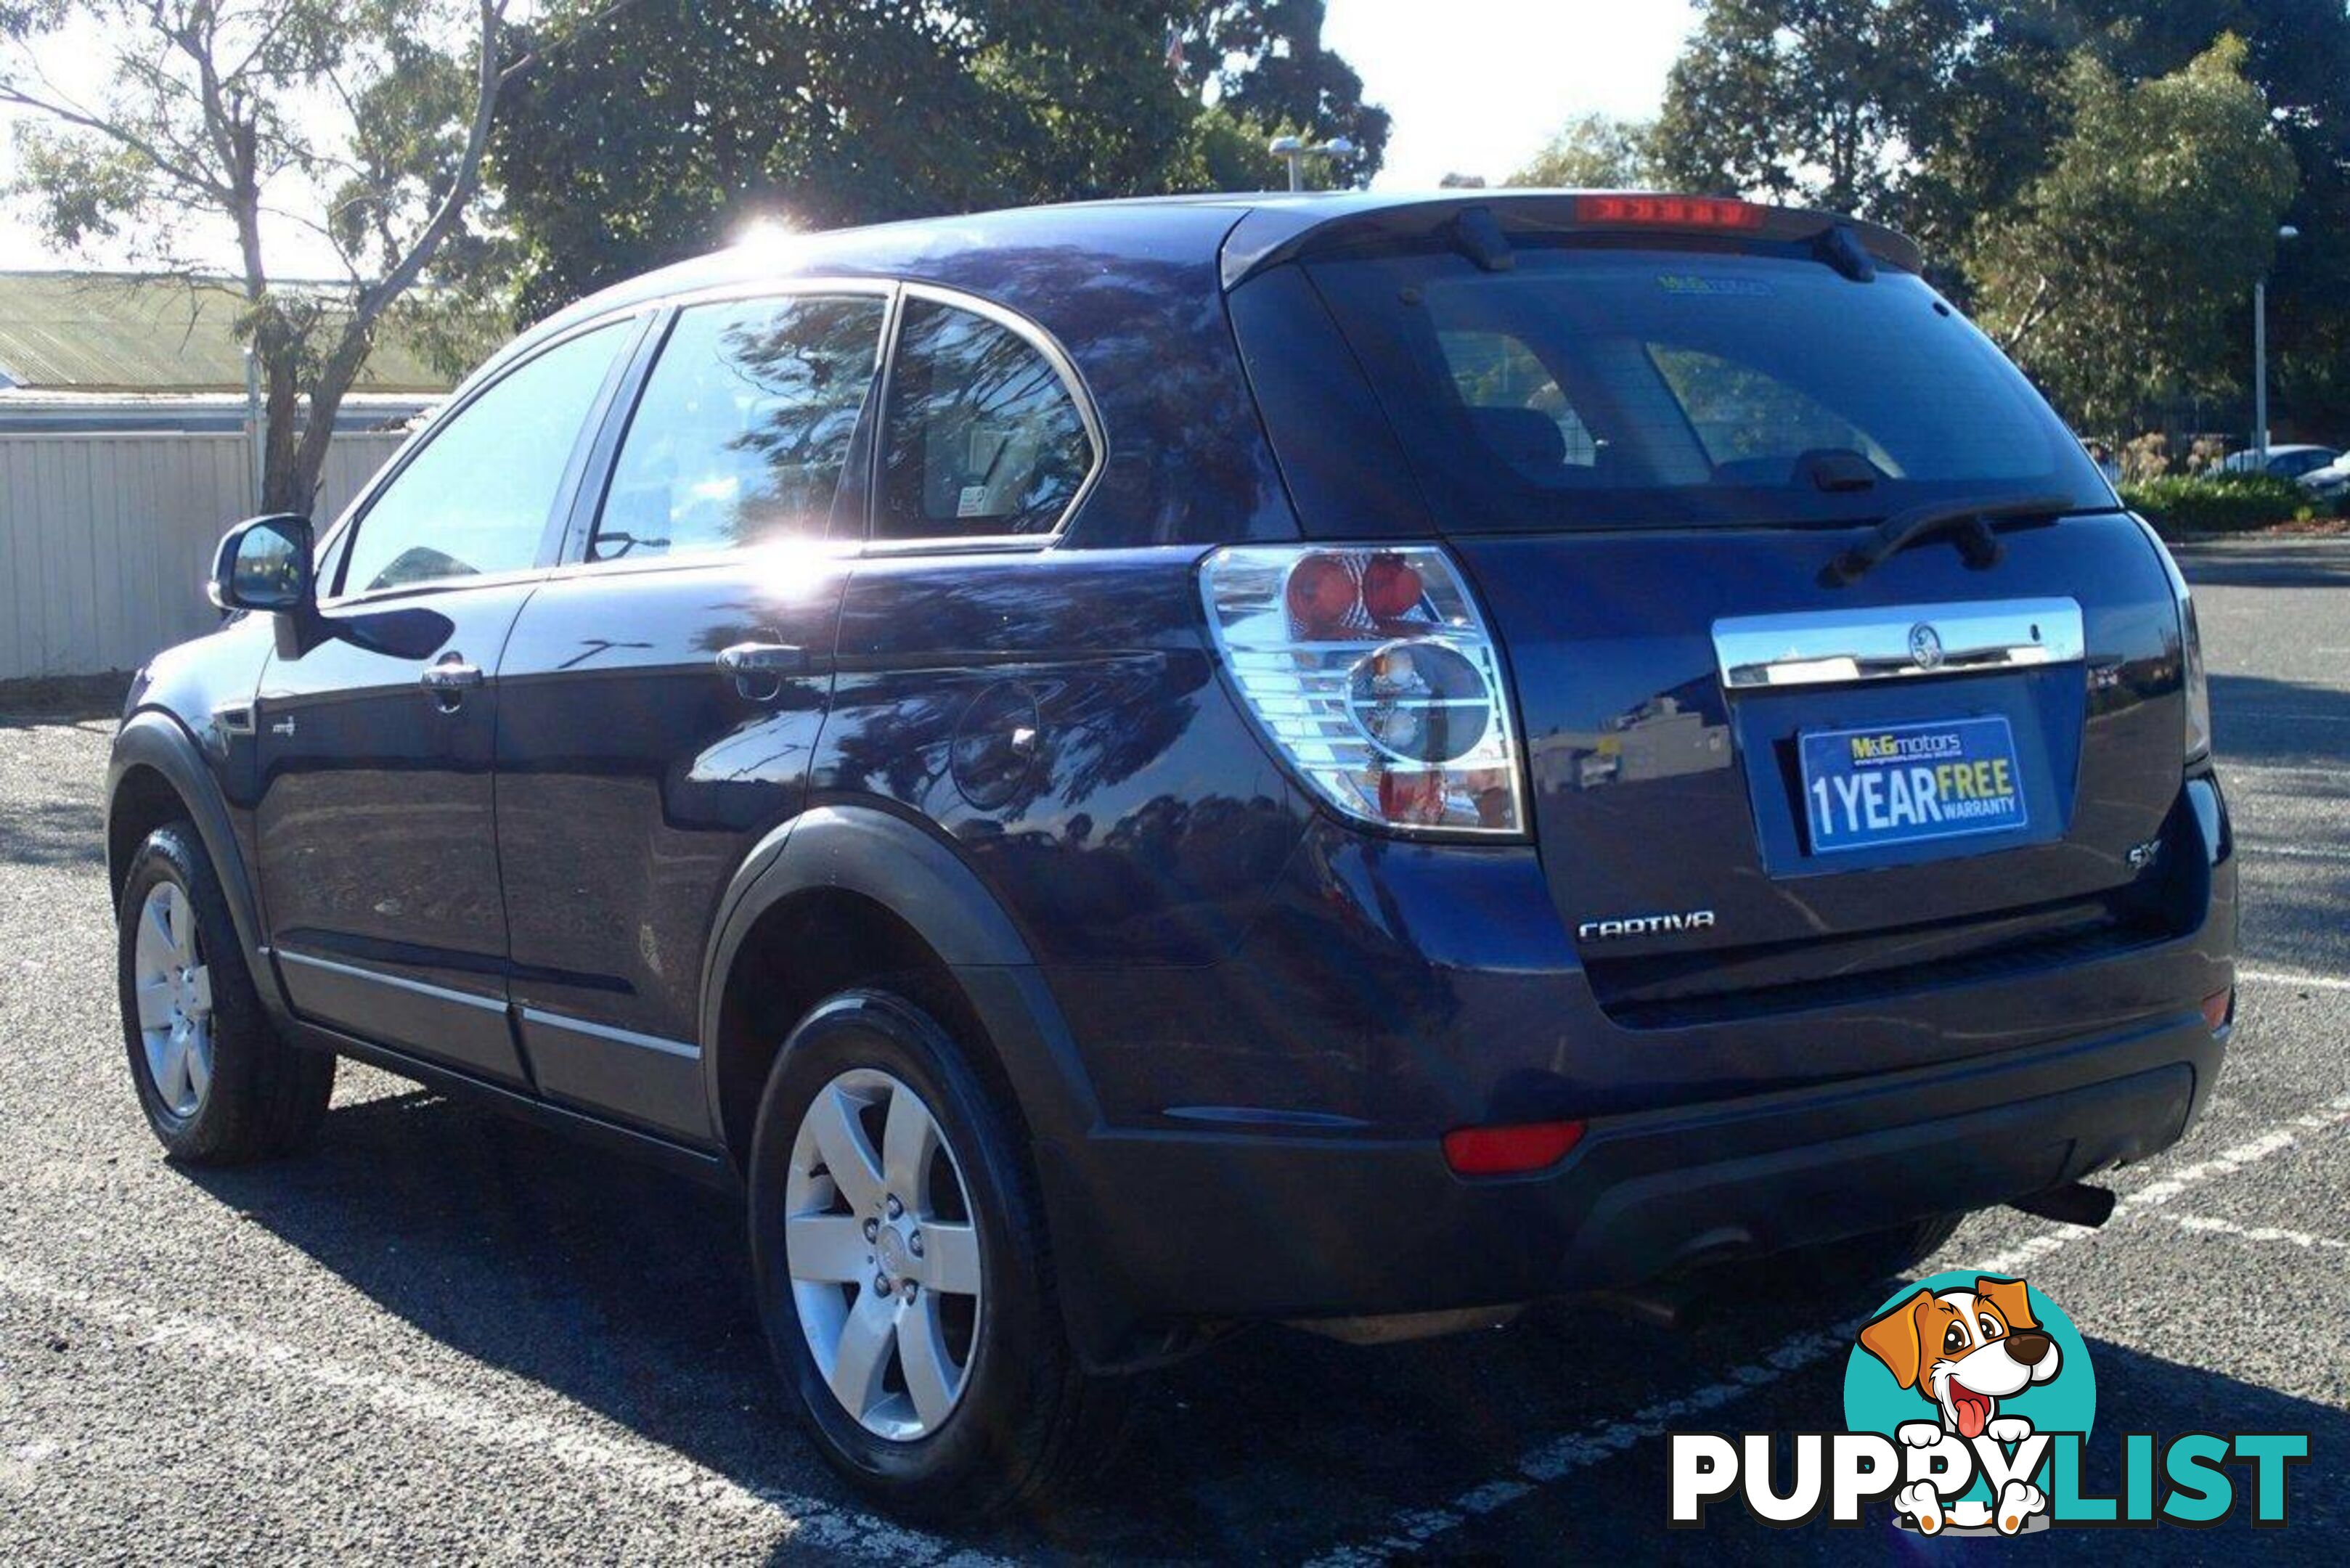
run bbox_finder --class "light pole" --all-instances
[1268,134,1355,192]
[2254,224,2299,463]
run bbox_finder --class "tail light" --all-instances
[2182,595,2212,761]
[2133,515,2211,761]
[1199,544,1527,838]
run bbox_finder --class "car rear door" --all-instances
[254,318,643,1083]
[490,285,888,1141]
[1231,209,2203,1050]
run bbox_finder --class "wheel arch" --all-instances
[698,805,1099,1175]
[107,712,284,1013]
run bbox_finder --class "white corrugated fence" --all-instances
[0,431,407,680]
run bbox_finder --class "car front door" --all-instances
[491,286,888,1140]
[253,317,642,1085]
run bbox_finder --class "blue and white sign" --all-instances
[1800,716,2028,854]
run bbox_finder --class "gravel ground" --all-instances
[1,538,2345,1562]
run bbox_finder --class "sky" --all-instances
[0,1,1697,274]
[1332,0,1697,190]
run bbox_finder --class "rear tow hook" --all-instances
[2007,1181,2118,1229]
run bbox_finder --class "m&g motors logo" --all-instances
[1670,1273,2310,1534]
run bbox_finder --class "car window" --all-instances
[2275,449,2335,478]
[1647,345,1897,480]
[1440,330,1601,472]
[876,298,1093,541]
[338,322,631,595]
[595,295,886,560]
[1306,248,2110,529]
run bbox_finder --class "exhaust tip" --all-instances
[2007,1181,2117,1229]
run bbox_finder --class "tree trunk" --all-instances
[289,322,378,515]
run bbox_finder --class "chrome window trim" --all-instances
[1713,597,2085,689]
[872,279,1106,549]
[563,279,901,581]
[539,276,1103,582]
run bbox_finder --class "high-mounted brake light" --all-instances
[1200,544,1527,838]
[1575,194,1768,232]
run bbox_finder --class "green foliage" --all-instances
[0,0,547,511]
[1182,1,1390,175]
[489,1,1385,319]
[1651,0,1975,213]
[1967,37,2296,437]
[1509,113,1657,189]
[1164,105,1315,195]
[2120,471,2330,533]
[1647,2,2350,437]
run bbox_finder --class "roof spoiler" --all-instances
[1217,191,1924,291]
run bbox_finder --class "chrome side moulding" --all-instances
[1712,598,2085,689]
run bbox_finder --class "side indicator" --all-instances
[2202,988,2233,1033]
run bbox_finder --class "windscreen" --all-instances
[1305,245,2113,530]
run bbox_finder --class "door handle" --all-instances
[420,659,486,691]
[716,642,809,678]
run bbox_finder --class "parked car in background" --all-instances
[105,190,2237,1519]
[2297,452,2350,500]
[2218,443,2339,479]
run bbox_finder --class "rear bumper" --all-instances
[1038,1004,2221,1351]
[1014,774,2234,1366]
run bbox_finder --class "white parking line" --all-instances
[1970,1091,2350,1276]
[0,1259,997,1566]
[2161,1213,2350,1251]
[1303,1085,2350,1564]
[2241,843,2350,863]
[2240,967,2350,992]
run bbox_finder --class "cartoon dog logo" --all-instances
[1859,1275,2061,1535]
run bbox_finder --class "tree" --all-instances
[1180,1,1390,177]
[1509,113,1657,189]
[1640,2,2350,431]
[489,1,1387,319]
[1,1,613,513]
[1966,36,2296,436]
[1649,0,1980,215]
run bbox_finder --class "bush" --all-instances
[2118,471,2335,534]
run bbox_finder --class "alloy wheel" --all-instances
[783,1068,984,1440]
[132,881,213,1119]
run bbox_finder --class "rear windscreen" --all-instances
[1304,246,2112,529]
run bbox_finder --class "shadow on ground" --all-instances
[0,672,130,724]
[172,1088,2349,1561]
[2209,671,2350,769]
[2178,539,2350,590]
[0,794,105,868]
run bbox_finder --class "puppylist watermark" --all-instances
[1668,1273,2310,1535]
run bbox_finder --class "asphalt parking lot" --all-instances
[2,538,2346,1563]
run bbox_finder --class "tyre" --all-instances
[116,820,334,1163]
[747,989,1126,1519]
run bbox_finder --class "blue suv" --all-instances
[106,192,2237,1516]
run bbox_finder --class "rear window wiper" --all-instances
[1824,493,2070,586]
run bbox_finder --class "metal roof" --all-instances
[0,271,454,394]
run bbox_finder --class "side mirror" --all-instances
[210,513,316,615]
